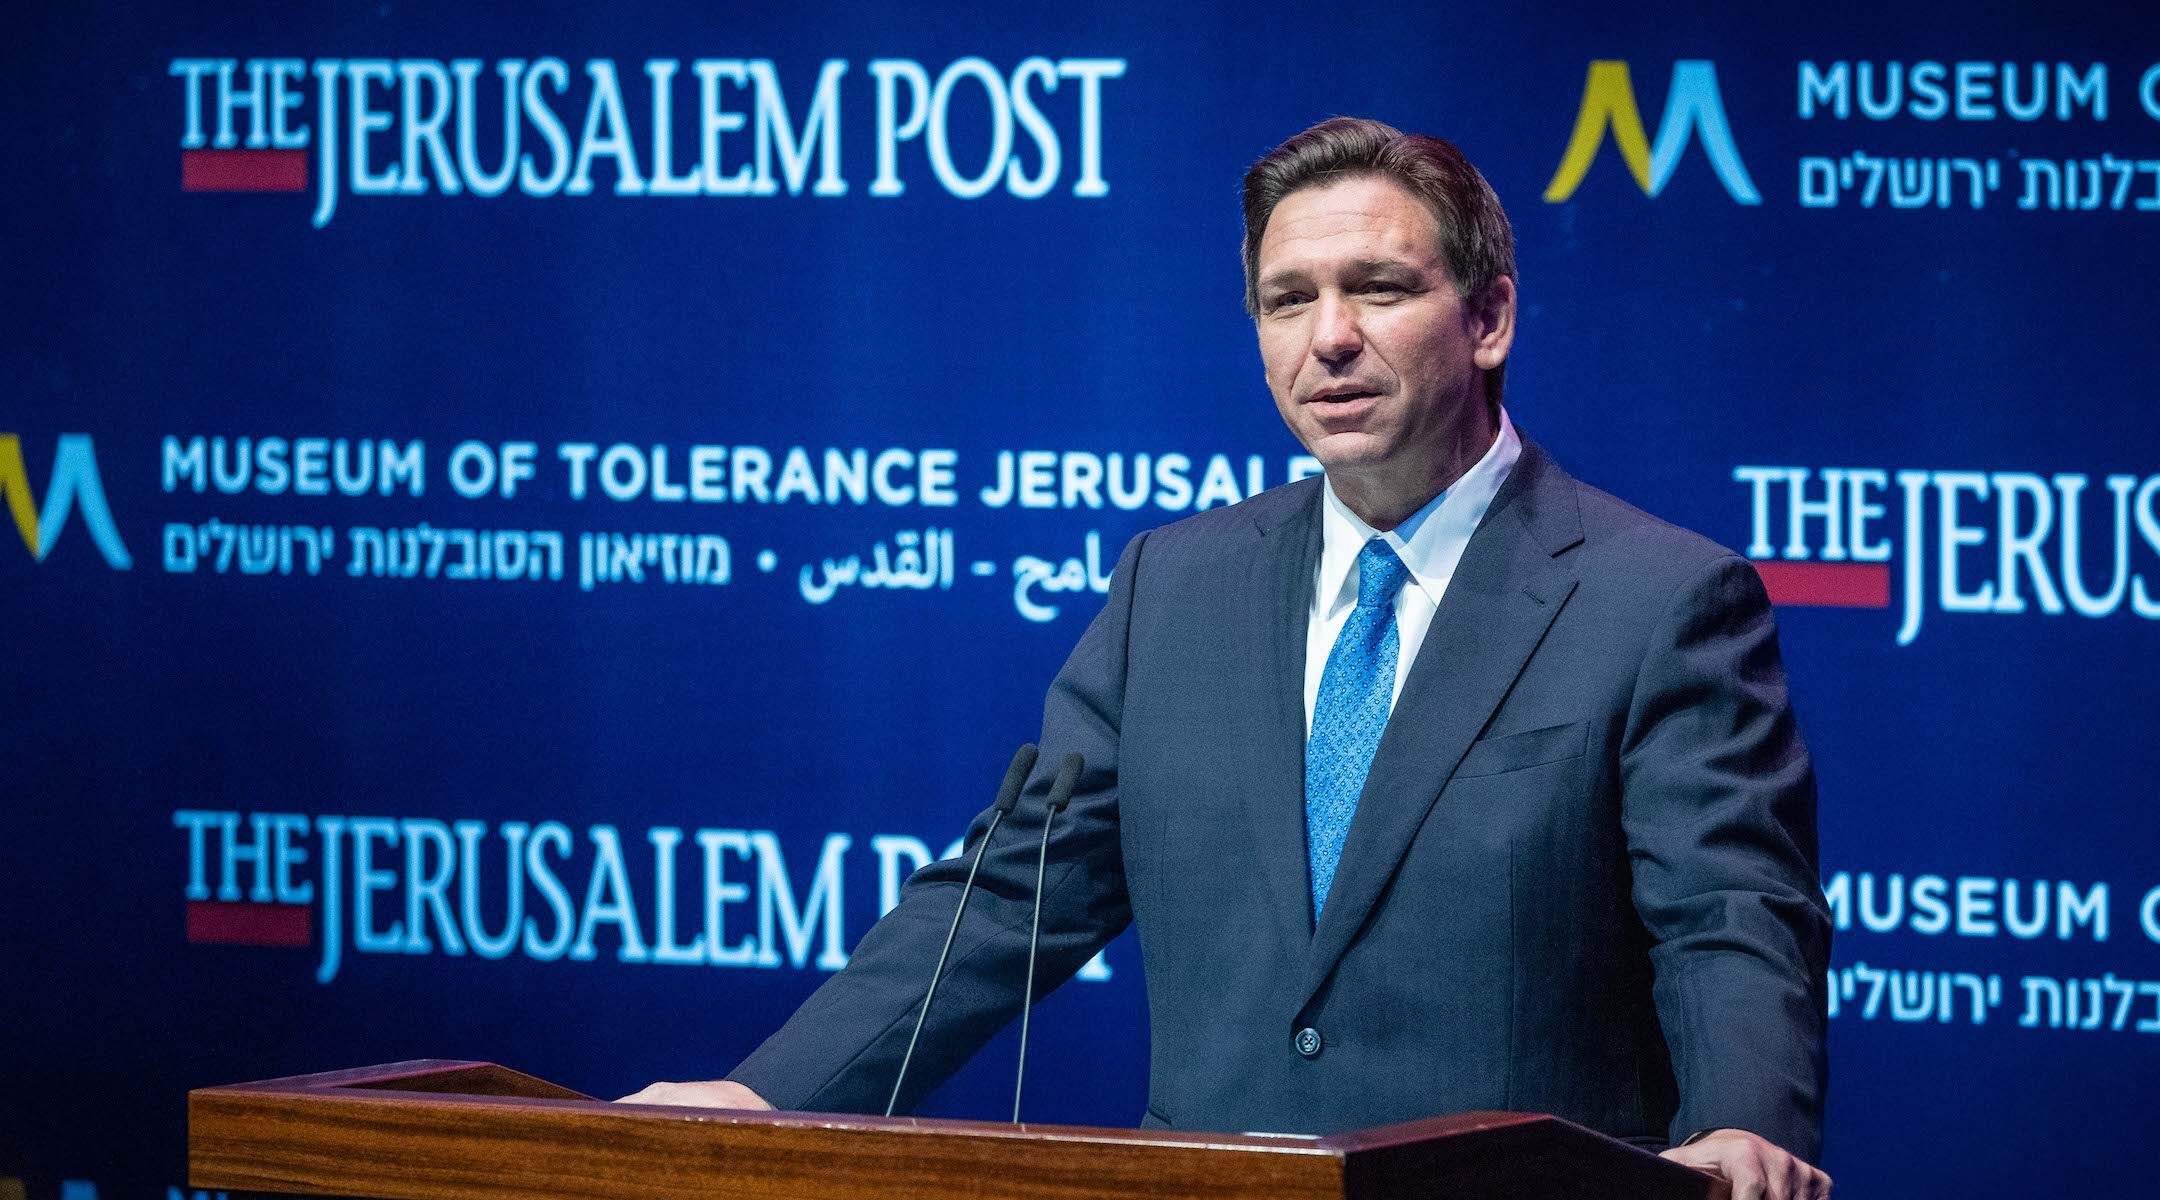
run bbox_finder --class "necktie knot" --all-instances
[1354,539,1411,611]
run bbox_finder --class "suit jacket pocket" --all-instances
[1454,720,1589,779]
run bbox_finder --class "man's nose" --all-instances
[1310,294,1361,365]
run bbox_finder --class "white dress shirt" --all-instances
[1303,408,1522,736]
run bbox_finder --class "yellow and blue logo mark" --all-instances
[0,434,132,568]
[1546,61,1759,204]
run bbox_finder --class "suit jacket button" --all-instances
[1293,1027,1323,1059]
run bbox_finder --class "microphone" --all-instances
[1012,752,1083,1123]
[884,742,1039,1117]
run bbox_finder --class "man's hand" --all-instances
[1662,1129,1831,1200]
[615,1079,774,1110]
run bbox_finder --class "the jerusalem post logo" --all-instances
[0,434,132,568]
[1545,60,1760,204]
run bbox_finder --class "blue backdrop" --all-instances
[7,2,2159,1197]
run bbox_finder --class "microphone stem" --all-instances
[885,807,1006,1118]
[1013,806,1058,1123]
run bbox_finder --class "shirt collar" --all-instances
[1315,407,1523,616]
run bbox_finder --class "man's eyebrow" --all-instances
[1346,256,1425,276]
[1259,257,1428,290]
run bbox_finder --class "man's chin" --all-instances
[1303,433,1391,475]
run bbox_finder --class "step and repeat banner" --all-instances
[6,2,2158,1197]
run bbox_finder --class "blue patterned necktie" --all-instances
[1305,538,1412,920]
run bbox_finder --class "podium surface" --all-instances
[189,1060,1727,1199]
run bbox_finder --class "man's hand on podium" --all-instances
[1660,1129,1831,1199]
[615,1080,775,1110]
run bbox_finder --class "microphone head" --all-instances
[1045,752,1084,813]
[994,744,1041,814]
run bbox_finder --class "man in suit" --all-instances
[624,118,1832,1200]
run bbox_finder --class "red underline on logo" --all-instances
[181,149,308,193]
[1753,561,1891,608]
[185,901,313,947]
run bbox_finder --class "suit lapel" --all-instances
[1297,438,1584,1004]
[1242,478,1325,947]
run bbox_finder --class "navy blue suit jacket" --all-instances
[733,435,1830,1158]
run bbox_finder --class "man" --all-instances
[625,118,1832,1199]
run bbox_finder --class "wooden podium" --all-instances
[189,1060,1727,1199]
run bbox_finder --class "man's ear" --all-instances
[1470,275,1516,371]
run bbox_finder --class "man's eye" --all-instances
[1268,293,1311,312]
[1361,281,1405,296]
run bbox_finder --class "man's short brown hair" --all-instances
[1240,117,1517,410]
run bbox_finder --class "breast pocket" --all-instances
[1453,720,1589,779]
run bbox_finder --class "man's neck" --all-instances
[1329,411,1500,531]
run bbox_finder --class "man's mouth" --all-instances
[1307,387,1379,406]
